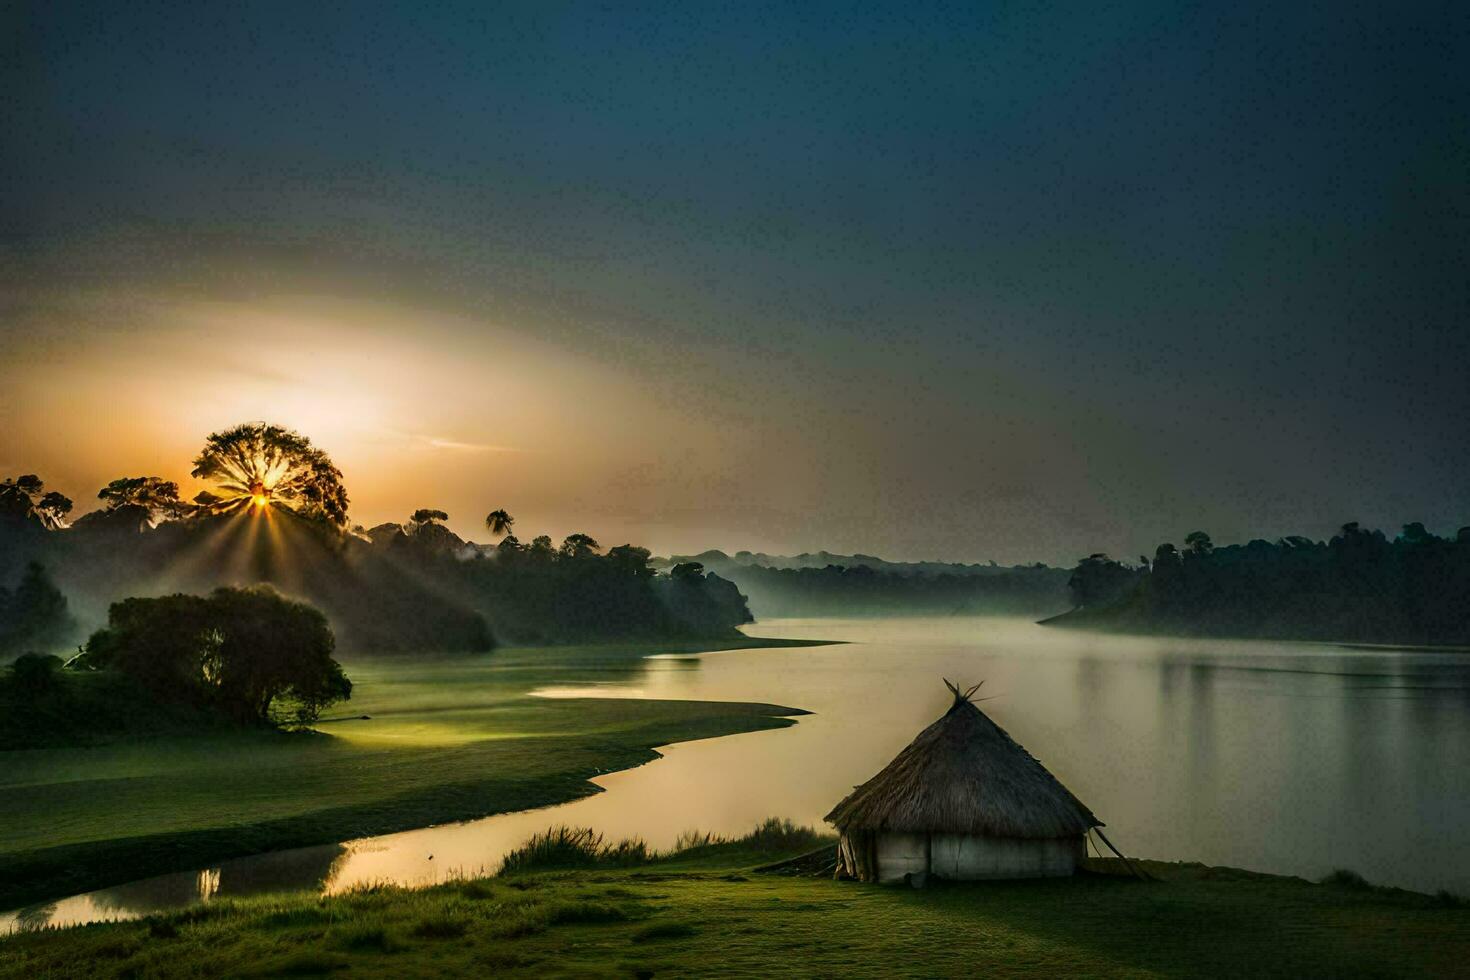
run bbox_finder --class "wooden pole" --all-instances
[1093,828,1152,881]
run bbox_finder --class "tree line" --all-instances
[1061,522,1470,645]
[0,421,755,656]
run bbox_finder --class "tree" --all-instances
[1150,543,1184,606]
[1400,522,1434,546]
[80,585,351,725]
[1184,531,1214,556]
[608,544,655,579]
[410,508,449,526]
[191,422,350,526]
[485,509,515,538]
[8,653,63,691]
[0,563,72,656]
[670,561,706,582]
[97,476,188,522]
[37,492,73,526]
[1068,553,1140,608]
[1,475,70,528]
[206,586,352,724]
[560,533,601,559]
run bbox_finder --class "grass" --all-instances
[5,841,1469,979]
[495,818,828,876]
[499,827,653,874]
[0,637,825,909]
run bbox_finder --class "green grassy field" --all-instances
[6,843,1468,979]
[0,639,823,909]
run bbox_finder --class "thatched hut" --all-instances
[825,680,1102,883]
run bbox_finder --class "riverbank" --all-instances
[0,637,829,910]
[5,845,1467,977]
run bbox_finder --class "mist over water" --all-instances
[9,616,1470,931]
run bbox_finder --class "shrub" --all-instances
[9,652,63,690]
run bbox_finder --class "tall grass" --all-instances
[499,818,831,875]
[498,827,651,874]
[670,817,828,861]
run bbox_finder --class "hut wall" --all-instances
[929,834,1083,879]
[875,832,929,883]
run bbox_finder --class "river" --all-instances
[7,616,1470,932]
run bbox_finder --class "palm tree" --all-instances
[485,509,515,538]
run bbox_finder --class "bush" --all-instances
[9,652,63,690]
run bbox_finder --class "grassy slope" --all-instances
[0,639,822,909]
[6,854,1468,978]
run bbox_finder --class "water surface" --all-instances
[8,616,1470,931]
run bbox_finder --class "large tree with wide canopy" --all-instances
[191,422,349,527]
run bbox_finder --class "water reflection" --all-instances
[7,617,1470,934]
[4,843,348,933]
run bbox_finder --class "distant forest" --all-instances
[660,551,1072,618]
[1048,523,1470,646]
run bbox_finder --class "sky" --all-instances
[3,1,1467,564]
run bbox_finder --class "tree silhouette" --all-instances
[80,585,351,725]
[485,509,515,538]
[670,561,706,582]
[608,544,654,579]
[0,562,72,656]
[560,533,601,559]
[37,491,73,527]
[1184,531,1214,556]
[191,423,349,526]
[98,476,188,522]
[410,509,449,526]
[1,475,71,528]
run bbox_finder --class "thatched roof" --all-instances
[824,681,1101,839]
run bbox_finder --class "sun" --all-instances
[190,422,350,526]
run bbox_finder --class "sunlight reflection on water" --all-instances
[7,616,1470,932]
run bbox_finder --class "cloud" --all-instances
[422,436,522,454]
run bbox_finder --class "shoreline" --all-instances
[1,635,830,912]
[7,852,1467,975]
